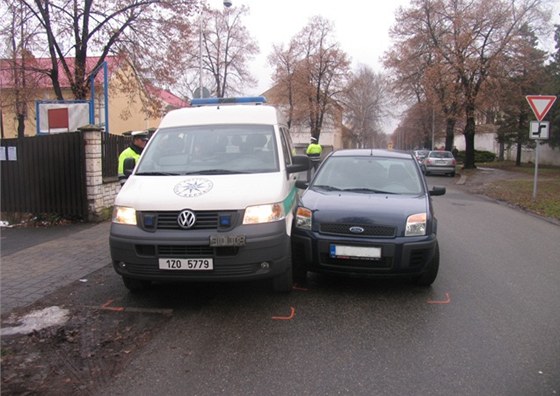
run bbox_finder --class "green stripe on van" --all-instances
[283,186,297,214]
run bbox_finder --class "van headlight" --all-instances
[295,207,312,230]
[112,206,137,225]
[405,213,426,236]
[243,203,285,224]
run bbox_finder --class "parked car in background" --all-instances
[423,150,457,177]
[292,149,446,286]
[413,149,430,172]
[413,149,429,163]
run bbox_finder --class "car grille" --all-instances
[140,210,239,231]
[320,223,396,238]
[320,253,393,270]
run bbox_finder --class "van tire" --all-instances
[273,266,293,293]
[292,246,308,284]
[122,276,151,292]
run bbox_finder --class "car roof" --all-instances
[330,149,414,160]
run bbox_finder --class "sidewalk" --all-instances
[0,221,111,316]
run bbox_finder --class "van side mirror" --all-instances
[123,157,136,177]
[287,155,310,174]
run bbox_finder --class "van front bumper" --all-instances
[110,221,291,283]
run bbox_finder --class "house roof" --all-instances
[0,56,122,89]
[145,83,189,109]
[0,55,187,107]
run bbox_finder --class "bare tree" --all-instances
[13,0,197,102]
[1,0,43,137]
[269,16,351,142]
[267,39,304,129]
[385,0,551,168]
[342,65,389,148]
[201,4,258,98]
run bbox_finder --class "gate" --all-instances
[1,133,88,219]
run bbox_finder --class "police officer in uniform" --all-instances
[118,130,149,184]
[306,136,322,171]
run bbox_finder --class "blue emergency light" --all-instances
[190,96,267,107]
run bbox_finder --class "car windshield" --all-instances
[136,125,279,175]
[312,156,423,195]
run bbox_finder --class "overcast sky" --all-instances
[218,0,560,131]
[236,0,411,95]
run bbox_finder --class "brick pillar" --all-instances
[79,125,105,221]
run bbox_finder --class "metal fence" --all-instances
[1,133,88,218]
[102,133,131,180]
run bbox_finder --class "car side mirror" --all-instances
[429,186,446,196]
[123,157,136,177]
[296,180,309,189]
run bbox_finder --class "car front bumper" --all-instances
[292,231,438,278]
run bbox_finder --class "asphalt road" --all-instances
[91,176,560,396]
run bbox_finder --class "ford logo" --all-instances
[349,226,365,234]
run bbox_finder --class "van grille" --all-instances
[140,211,239,231]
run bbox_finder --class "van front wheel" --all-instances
[122,276,151,292]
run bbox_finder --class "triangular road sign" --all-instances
[526,95,557,121]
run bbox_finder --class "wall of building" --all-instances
[442,132,560,166]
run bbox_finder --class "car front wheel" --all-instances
[414,242,439,286]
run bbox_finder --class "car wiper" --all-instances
[313,185,342,191]
[343,188,396,194]
[135,171,182,176]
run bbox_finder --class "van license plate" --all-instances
[158,258,213,270]
[209,235,246,246]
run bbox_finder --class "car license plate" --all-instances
[330,245,381,260]
[158,258,213,270]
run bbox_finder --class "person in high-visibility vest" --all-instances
[306,136,322,170]
[118,130,149,184]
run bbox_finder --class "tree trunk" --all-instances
[515,140,522,166]
[17,114,25,138]
[463,106,477,169]
[444,118,456,151]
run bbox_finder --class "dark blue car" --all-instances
[292,149,446,286]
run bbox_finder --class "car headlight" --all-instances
[295,207,312,230]
[112,206,137,225]
[243,203,285,224]
[405,213,426,236]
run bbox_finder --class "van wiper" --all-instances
[343,188,396,194]
[184,169,248,175]
[135,171,182,176]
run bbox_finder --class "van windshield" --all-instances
[136,125,279,175]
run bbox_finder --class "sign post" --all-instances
[525,95,557,200]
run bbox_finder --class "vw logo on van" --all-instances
[178,210,196,229]
[349,226,365,234]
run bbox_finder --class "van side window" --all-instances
[279,127,292,166]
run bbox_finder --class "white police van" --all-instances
[110,97,309,292]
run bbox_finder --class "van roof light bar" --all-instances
[190,96,267,107]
